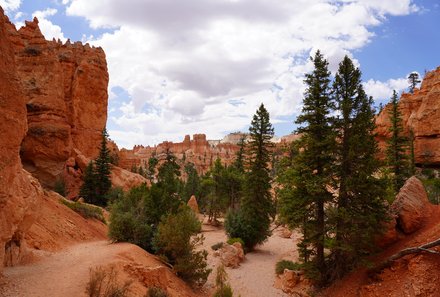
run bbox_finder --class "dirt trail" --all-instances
[0,241,156,297]
[202,225,298,297]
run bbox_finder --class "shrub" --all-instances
[213,265,234,297]
[422,178,440,205]
[60,199,105,223]
[108,185,155,252]
[54,177,67,197]
[211,242,224,251]
[146,287,168,297]
[106,187,124,204]
[153,205,211,286]
[86,265,131,297]
[225,209,262,250]
[275,260,301,275]
[226,238,244,247]
[213,285,233,297]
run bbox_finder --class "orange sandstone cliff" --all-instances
[3,16,109,187]
[375,67,440,166]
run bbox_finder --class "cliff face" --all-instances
[0,8,44,271]
[376,67,440,165]
[4,17,109,187]
[119,134,240,175]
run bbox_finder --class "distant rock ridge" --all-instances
[375,66,440,165]
[119,134,241,175]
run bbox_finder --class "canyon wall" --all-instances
[0,8,45,271]
[4,16,109,187]
[376,67,440,165]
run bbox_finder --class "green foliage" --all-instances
[80,128,113,207]
[60,199,106,223]
[213,265,234,297]
[54,177,67,197]
[181,162,200,202]
[146,287,168,297]
[226,238,245,247]
[156,149,182,214]
[105,187,124,205]
[226,103,274,250]
[153,205,211,286]
[422,177,440,205]
[147,157,159,183]
[275,260,301,275]
[108,184,156,252]
[211,242,224,251]
[86,265,131,297]
[386,90,410,194]
[278,52,388,286]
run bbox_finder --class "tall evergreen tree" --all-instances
[94,127,112,206]
[386,90,410,193]
[225,103,274,250]
[279,50,335,283]
[155,148,182,214]
[233,135,246,173]
[330,56,387,280]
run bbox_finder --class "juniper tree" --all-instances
[386,90,410,193]
[278,50,335,283]
[330,56,387,281]
[225,103,274,250]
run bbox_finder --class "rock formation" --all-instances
[187,195,199,213]
[3,15,109,187]
[391,176,432,234]
[375,67,440,165]
[0,8,45,271]
[118,134,240,175]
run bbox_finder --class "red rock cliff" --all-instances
[0,8,46,271]
[376,67,440,165]
[3,16,108,187]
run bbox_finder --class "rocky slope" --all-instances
[375,67,440,165]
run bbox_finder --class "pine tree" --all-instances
[155,148,182,214]
[407,72,421,94]
[79,161,97,204]
[279,50,335,283]
[233,136,246,173]
[330,56,387,280]
[226,103,274,250]
[386,90,410,193]
[94,127,112,206]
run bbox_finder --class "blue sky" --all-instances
[1,0,438,148]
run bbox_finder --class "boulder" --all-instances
[187,195,199,213]
[391,176,432,234]
[111,166,149,192]
[218,242,245,268]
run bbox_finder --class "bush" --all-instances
[226,238,244,247]
[146,287,168,297]
[213,285,233,297]
[422,178,440,205]
[86,265,131,297]
[211,242,224,251]
[54,178,67,197]
[108,185,155,252]
[60,199,105,223]
[275,260,301,275]
[106,187,124,204]
[225,209,263,250]
[213,265,234,297]
[153,205,211,286]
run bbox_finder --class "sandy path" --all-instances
[202,225,299,297]
[0,241,147,297]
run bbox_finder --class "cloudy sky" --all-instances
[2,0,439,148]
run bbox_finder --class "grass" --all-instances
[60,198,106,223]
[86,265,132,297]
[275,260,302,275]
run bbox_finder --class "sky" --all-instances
[1,0,439,148]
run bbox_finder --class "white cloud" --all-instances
[363,77,409,100]
[33,8,66,42]
[65,0,419,148]
[0,0,21,12]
